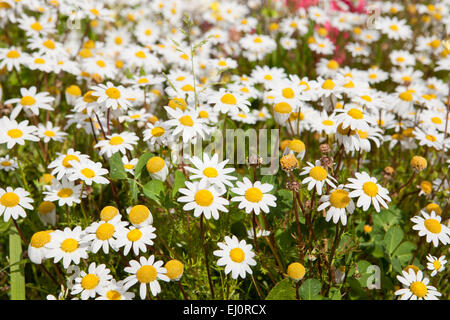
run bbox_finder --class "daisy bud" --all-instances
[164,259,184,281]
[37,201,56,226]
[28,230,53,264]
[287,262,306,282]
[280,153,299,172]
[363,225,372,234]
[320,155,334,169]
[319,143,331,154]
[286,181,300,192]
[425,203,442,216]
[100,206,119,222]
[403,265,420,274]
[410,156,427,172]
[383,166,395,176]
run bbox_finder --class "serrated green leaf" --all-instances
[329,287,342,300]
[393,241,416,265]
[299,278,322,300]
[265,279,296,300]
[143,180,165,202]
[109,152,127,180]
[384,226,404,256]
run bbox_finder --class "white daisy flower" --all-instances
[395,269,441,300]
[5,86,54,119]
[45,226,89,269]
[0,186,33,222]
[71,262,113,300]
[177,180,229,220]
[43,177,84,207]
[207,89,251,114]
[115,225,157,256]
[37,122,67,143]
[213,235,257,279]
[91,81,132,111]
[426,254,447,277]
[185,153,237,193]
[82,215,129,254]
[164,107,207,144]
[67,159,109,186]
[230,177,277,215]
[0,117,39,149]
[123,255,170,299]
[121,156,138,175]
[94,131,139,158]
[411,211,450,247]
[47,148,90,180]
[346,171,391,212]
[317,185,355,226]
[0,155,19,172]
[300,160,337,195]
[96,279,135,300]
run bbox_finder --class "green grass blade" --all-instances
[9,227,25,300]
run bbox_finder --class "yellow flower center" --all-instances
[136,265,157,283]
[253,37,262,43]
[106,290,122,300]
[264,74,272,80]
[96,223,115,240]
[100,206,118,221]
[44,130,55,137]
[322,120,334,126]
[329,189,350,208]
[362,182,378,197]
[390,24,399,31]
[220,93,237,105]
[83,91,98,103]
[424,219,441,234]
[322,79,335,90]
[327,60,339,70]
[150,127,165,137]
[181,84,194,92]
[57,188,73,198]
[274,102,292,114]
[20,96,36,106]
[62,154,80,168]
[361,95,372,102]
[431,117,442,124]
[420,181,432,194]
[81,274,100,290]
[146,156,165,173]
[287,262,306,280]
[7,129,23,139]
[127,228,142,242]
[96,60,106,68]
[0,192,19,207]
[109,136,124,145]
[6,50,20,59]
[347,108,364,119]
[43,39,55,49]
[201,167,218,178]
[31,21,42,31]
[178,115,194,127]
[399,91,413,102]
[165,260,184,280]
[409,281,427,298]
[433,260,441,270]
[81,168,95,179]
[309,166,327,181]
[129,205,150,224]
[105,87,121,99]
[425,135,437,142]
[194,189,214,207]
[245,187,263,203]
[282,88,295,99]
[60,238,79,253]
[30,231,51,248]
[425,203,441,215]
[1,161,11,166]
[229,248,245,263]
[124,164,134,170]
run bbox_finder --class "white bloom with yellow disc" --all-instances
[346,171,391,212]
[178,180,229,220]
[426,254,447,277]
[0,186,34,222]
[213,235,257,279]
[94,131,139,158]
[300,160,337,195]
[0,117,39,149]
[411,210,450,247]
[395,269,441,300]
[47,148,90,180]
[318,185,355,226]
[67,159,109,185]
[82,215,129,254]
[115,225,157,256]
[123,255,170,299]
[43,177,84,207]
[231,177,277,215]
[71,262,113,300]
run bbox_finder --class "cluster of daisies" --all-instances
[0,0,449,300]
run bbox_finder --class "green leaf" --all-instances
[391,257,403,273]
[109,152,127,180]
[143,180,165,202]
[329,287,342,300]
[134,152,153,180]
[265,279,296,300]
[384,226,404,256]
[0,220,11,233]
[129,179,138,201]
[9,228,25,300]
[172,171,186,197]
[298,279,322,300]
[393,241,416,265]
